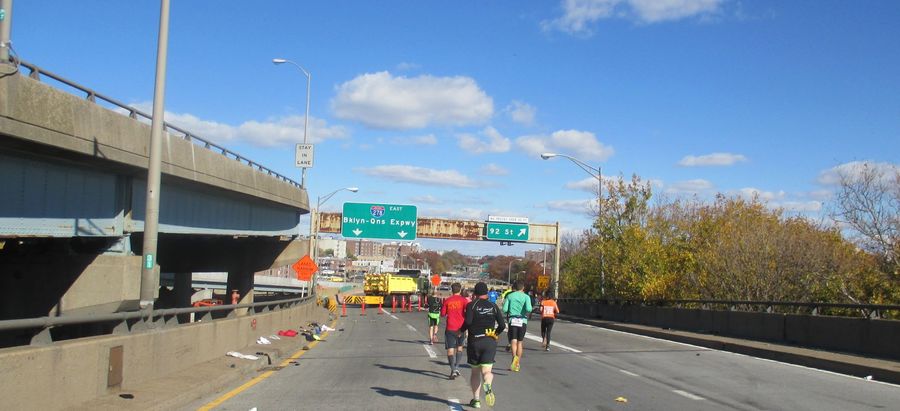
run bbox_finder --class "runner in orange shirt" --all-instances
[539,292,560,351]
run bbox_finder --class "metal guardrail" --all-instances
[11,58,301,189]
[557,298,900,318]
[0,294,316,346]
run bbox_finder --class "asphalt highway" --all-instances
[186,308,900,410]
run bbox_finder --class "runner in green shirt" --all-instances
[501,280,532,372]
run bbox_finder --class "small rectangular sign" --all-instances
[295,144,314,168]
[487,215,529,224]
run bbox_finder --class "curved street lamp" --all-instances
[272,58,311,189]
[541,152,604,298]
[311,187,358,263]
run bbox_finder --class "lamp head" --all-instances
[540,153,557,160]
[272,58,287,64]
[347,187,359,193]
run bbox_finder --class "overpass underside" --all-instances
[0,67,311,333]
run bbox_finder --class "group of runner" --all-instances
[426,280,560,408]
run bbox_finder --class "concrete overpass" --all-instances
[0,61,311,323]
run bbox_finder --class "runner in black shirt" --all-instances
[461,282,506,408]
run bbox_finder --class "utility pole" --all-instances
[0,0,13,63]
[140,0,170,310]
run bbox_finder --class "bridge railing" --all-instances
[0,294,315,348]
[557,298,900,319]
[11,59,301,189]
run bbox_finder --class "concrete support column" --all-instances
[226,271,254,316]
[173,272,192,322]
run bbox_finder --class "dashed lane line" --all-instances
[620,369,640,377]
[448,398,464,410]
[672,390,706,400]
[523,332,583,353]
[423,343,438,359]
[406,324,417,333]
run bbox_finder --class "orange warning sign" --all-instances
[431,274,441,287]
[292,255,318,281]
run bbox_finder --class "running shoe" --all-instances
[453,369,461,378]
[504,345,511,352]
[483,383,495,407]
[545,346,550,352]
[468,399,481,408]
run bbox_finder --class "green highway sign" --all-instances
[341,202,418,240]
[485,222,529,242]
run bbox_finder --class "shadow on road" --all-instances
[374,363,447,379]
[386,338,427,345]
[371,387,449,404]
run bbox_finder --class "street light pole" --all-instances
[313,187,358,263]
[541,152,605,298]
[507,258,520,286]
[140,0,170,310]
[272,58,311,189]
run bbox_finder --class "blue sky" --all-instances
[11,1,900,256]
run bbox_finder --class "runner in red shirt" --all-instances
[441,282,468,379]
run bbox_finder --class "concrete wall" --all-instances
[0,71,307,211]
[0,300,326,411]
[560,301,900,361]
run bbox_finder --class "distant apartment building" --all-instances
[351,256,396,273]
[317,238,347,259]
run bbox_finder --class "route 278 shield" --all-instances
[370,205,385,218]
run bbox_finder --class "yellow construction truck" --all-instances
[360,272,419,306]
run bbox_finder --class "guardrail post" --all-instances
[30,328,53,346]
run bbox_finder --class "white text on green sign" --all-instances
[485,222,529,242]
[341,202,418,240]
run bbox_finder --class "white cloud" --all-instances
[410,195,442,204]
[481,163,509,176]
[357,165,481,188]
[422,207,487,220]
[332,71,493,129]
[120,102,348,147]
[543,0,723,35]
[395,62,421,71]
[545,199,594,215]
[516,129,614,161]
[564,176,615,192]
[458,126,512,154]
[390,134,438,146]
[666,179,714,194]
[817,161,900,185]
[629,0,722,23]
[678,152,748,167]
[733,187,785,202]
[774,201,823,213]
[505,100,536,126]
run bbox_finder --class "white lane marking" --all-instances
[407,324,417,333]
[389,313,399,320]
[672,390,705,400]
[524,332,582,353]
[583,323,900,388]
[448,398,464,410]
[620,369,640,377]
[423,344,438,358]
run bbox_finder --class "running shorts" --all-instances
[467,336,498,367]
[444,329,464,350]
[428,312,440,326]
[508,324,527,341]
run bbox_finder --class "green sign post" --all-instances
[341,202,418,240]
[485,222,529,242]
